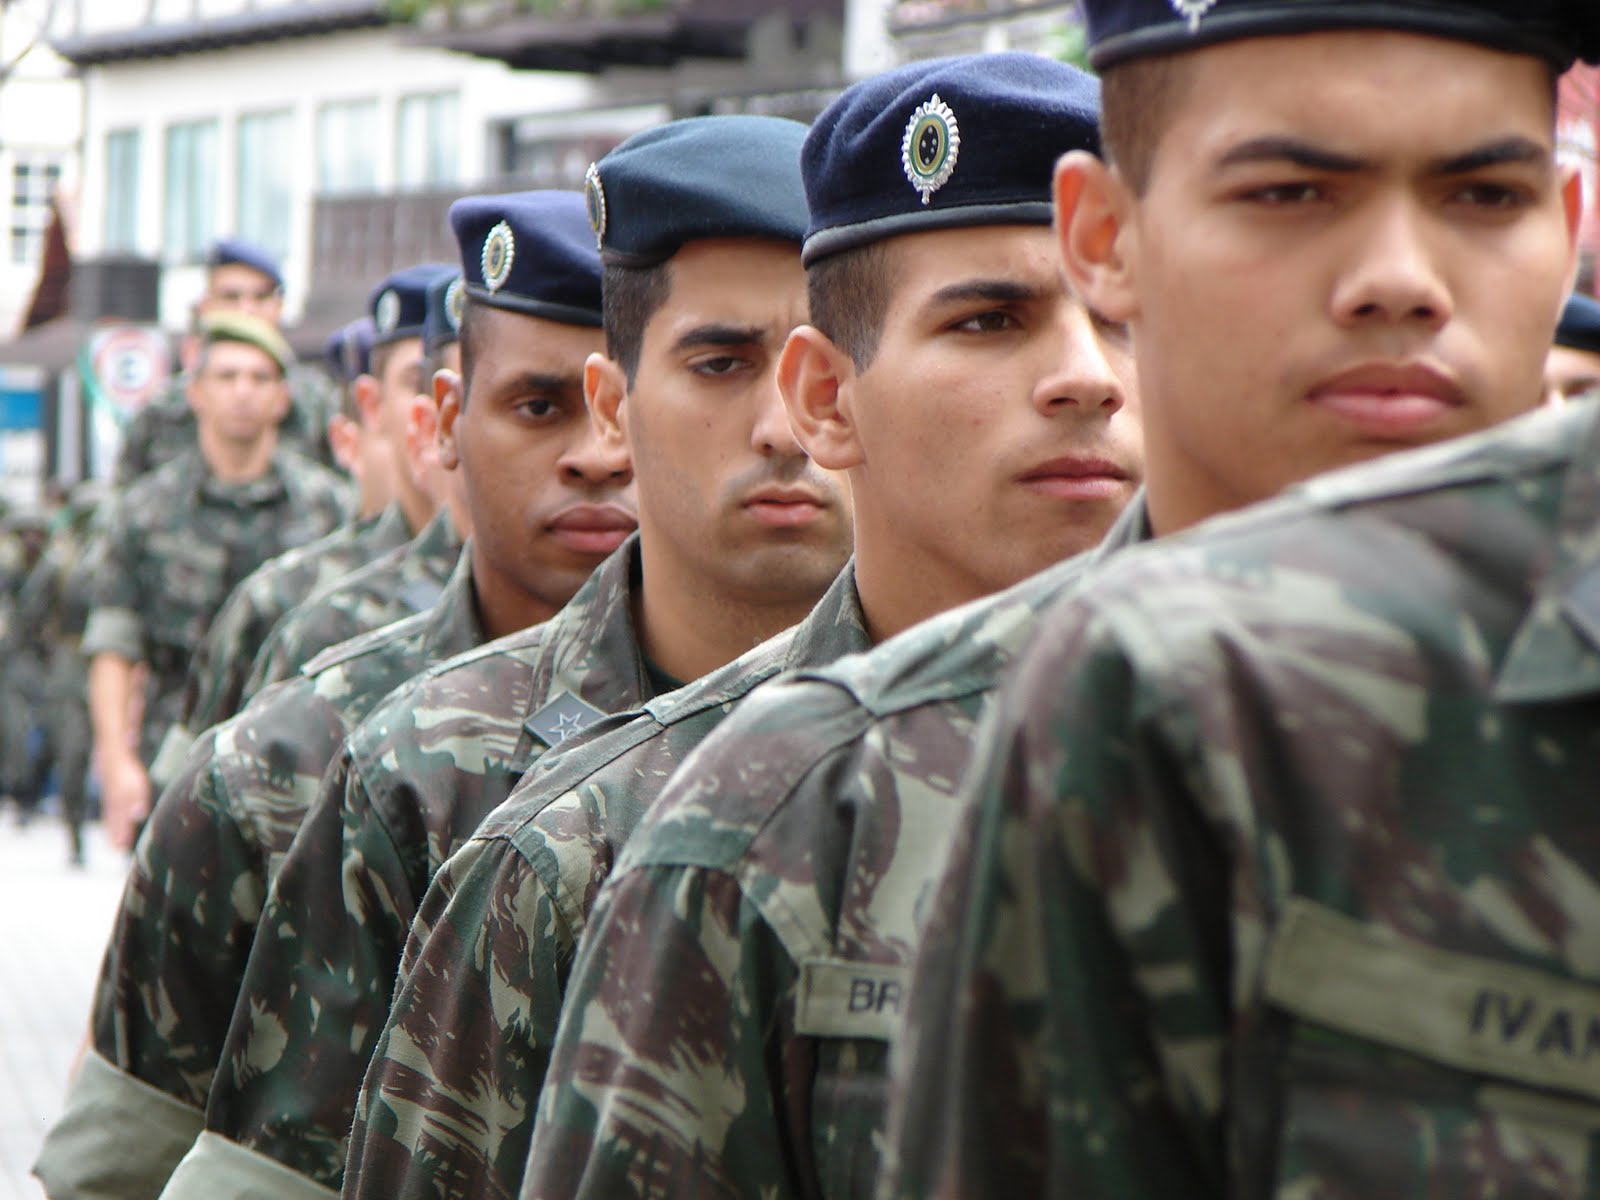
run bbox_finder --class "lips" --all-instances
[1307,362,1466,439]
[547,504,637,556]
[742,486,829,529]
[1017,456,1132,501]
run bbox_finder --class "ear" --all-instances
[1055,149,1139,323]
[777,326,865,471]
[269,377,292,423]
[325,413,362,476]
[583,352,634,473]
[405,389,439,480]
[435,369,464,471]
[1560,163,1585,292]
[352,373,383,427]
[185,371,203,414]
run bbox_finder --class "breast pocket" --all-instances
[1263,899,1600,1199]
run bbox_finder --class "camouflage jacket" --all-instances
[344,566,870,1200]
[523,501,1148,1200]
[166,536,658,1199]
[32,554,483,1200]
[82,448,350,763]
[179,504,413,738]
[114,365,340,484]
[879,400,1600,1200]
[238,507,461,705]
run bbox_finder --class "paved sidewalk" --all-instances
[0,814,128,1200]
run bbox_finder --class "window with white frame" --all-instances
[164,118,219,261]
[236,108,294,258]
[11,157,63,265]
[316,99,379,195]
[104,128,141,252]
[395,91,460,190]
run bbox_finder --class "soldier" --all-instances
[114,237,341,480]
[84,313,350,850]
[343,53,1139,1200]
[161,116,852,1199]
[0,503,55,822]
[31,192,628,1200]
[170,265,453,748]
[1545,291,1600,405]
[529,0,1589,1195]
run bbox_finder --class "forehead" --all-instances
[199,339,278,374]
[1161,29,1555,164]
[881,224,1063,295]
[470,307,603,380]
[207,262,277,294]
[646,237,804,339]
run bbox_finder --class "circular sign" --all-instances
[90,325,172,414]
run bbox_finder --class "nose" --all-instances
[1329,196,1452,331]
[1033,302,1128,418]
[558,410,633,488]
[750,362,806,458]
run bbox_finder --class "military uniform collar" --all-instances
[780,561,871,671]
[1495,402,1600,703]
[425,549,487,652]
[191,448,289,506]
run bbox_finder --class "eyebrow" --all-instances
[670,324,769,355]
[499,371,583,396]
[1216,134,1551,177]
[925,279,1045,308]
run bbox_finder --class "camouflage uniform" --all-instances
[82,448,350,767]
[113,364,341,484]
[177,503,413,740]
[880,399,1600,1200]
[236,507,460,706]
[162,536,661,1199]
[343,566,871,1200]
[32,554,483,1200]
[520,499,1147,1200]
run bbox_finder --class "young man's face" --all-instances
[622,238,851,604]
[441,307,634,613]
[1092,31,1578,534]
[199,263,284,326]
[838,225,1140,603]
[188,340,289,447]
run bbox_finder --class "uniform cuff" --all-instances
[33,1048,204,1200]
[158,1131,339,1200]
[82,608,144,661]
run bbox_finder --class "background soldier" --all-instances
[1546,291,1600,404]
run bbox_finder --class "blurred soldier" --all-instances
[0,504,53,822]
[164,119,852,1199]
[170,265,452,750]
[534,1,1591,1196]
[346,53,1138,1200]
[13,486,105,863]
[33,196,621,1200]
[84,314,350,850]
[1545,290,1600,404]
[114,238,341,481]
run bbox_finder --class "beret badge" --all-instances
[444,277,465,332]
[1170,0,1220,33]
[584,162,607,249]
[482,220,515,294]
[902,94,960,206]
[375,289,401,337]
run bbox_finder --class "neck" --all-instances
[635,535,819,685]
[397,482,437,536]
[468,543,562,641]
[851,519,987,644]
[199,427,277,483]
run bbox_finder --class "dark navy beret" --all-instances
[324,317,375,383]
[424,272,464,358]
[368,262,455,347]
[801,52,1099,266]
[206,237,283,289]
[1555,292,1600,355]
[582,115,809,268]
[448,191,603,327]
[1084,0,1600,70]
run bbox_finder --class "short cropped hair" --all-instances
[1100,55,1196,195]
[806,241,896,372]
[603,262,672,386]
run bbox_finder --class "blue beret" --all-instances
[206,237,283,289]
[583,115,809,268]
[1084,0,1600,70]
[324,317,375,383]
[424,272,465,357]
[801,53,1099,266]
[1556,292,1600,355]
[368,262,455,347]
[447,191,602,327]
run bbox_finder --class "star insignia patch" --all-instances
[1170,0,1219,32]
[482,220,515,294]
[526,691,607,748]
[444,277,465,332]
[902,93,960,206]
[584,162,607,250]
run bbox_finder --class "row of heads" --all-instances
[215,0,1600,381]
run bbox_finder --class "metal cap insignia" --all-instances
[902,94,960,206]
[1170,0,1219,33]
[444,276,465,332]
[584,162,607,249]
[375,289,401,337]
[482,220,515,294]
